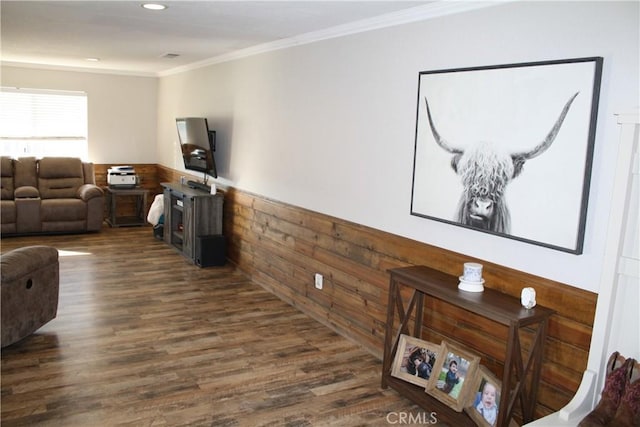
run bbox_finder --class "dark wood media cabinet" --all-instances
[381,266,555,427]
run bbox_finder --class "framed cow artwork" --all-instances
[410,57,603,254]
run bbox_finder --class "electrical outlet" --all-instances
[314,273,323,290]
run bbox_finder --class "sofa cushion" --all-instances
[1,200,16,224]
[38,157,84,199]
[40,199,87,221]
[1,157,14,200]
[14,157,38,188]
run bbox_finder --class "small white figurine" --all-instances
[521,287,537,309]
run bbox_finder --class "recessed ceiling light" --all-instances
[142,3,167,11]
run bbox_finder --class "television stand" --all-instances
[161,182,223,266]
[187,180,210,193]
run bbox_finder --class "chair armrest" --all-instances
[0,246,59,283]
[77,184,104,201]
[14,186,40,199]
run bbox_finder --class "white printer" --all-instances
[107,166,138,188]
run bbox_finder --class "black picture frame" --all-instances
[410,57,603,254]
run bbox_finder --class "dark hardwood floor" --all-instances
[1,227,428,426]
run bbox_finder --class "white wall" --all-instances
[1,67,158,164]
[157,1,639,293]
[2,2,634,293]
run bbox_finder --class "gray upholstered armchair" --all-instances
[1,246,59,347]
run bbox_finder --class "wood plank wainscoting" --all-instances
[156,165,597,420]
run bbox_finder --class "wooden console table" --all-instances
[381,266,555,427]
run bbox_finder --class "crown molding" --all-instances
[1,61,157,78]
[2,1,510,78]
[159,1,508,77]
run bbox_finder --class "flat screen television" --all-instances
[175,117,217,190]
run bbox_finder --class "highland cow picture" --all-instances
[410,57,602,253]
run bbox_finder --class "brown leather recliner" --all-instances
[1,156,104,235]
[1,246,59,348]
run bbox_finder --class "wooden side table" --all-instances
[381,265,555,427]
[104,187,149,227]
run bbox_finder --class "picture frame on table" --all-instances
[464,365,503,427]
[426,341,480,412]
[390,334,441,388]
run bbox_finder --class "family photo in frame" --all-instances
[426,341,480,412]
[390,334,440,388]
[410,57,603,253]
[390,335,505,424]
[464,366,503,427]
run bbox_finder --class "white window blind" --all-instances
[0,87,88,159]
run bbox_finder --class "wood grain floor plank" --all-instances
[1,227,432,426]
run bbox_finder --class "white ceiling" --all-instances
[0,0,449,76]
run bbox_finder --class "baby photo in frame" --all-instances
[426,341,480,412]
[391,334,440,388]
[464,366,502,427]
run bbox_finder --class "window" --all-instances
[0,87,88,159]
